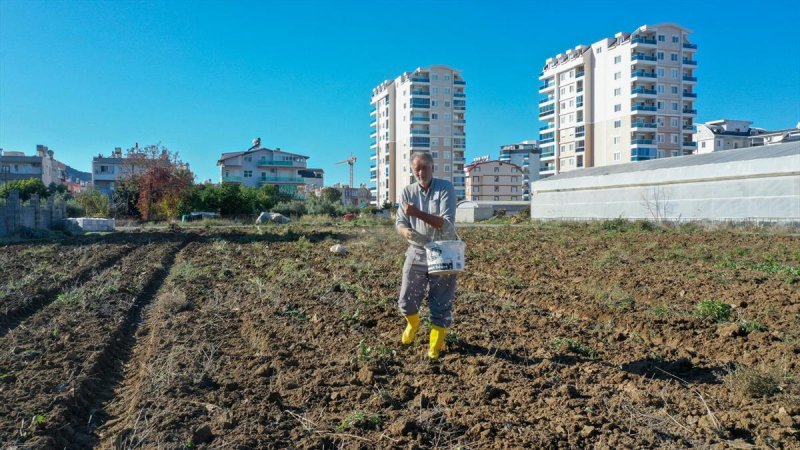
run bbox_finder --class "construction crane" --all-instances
[336,153,357,187]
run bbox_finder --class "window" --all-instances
[560,73,567,81]
[444,101,450,107]
[672,35,679,43]
[614,71,621,80]
[614,104,621,112]
[569,85,574,93]
[671,117,679,127]
[671,134,679,144]
[444,151,451,159]
[657,116,665,127]
[569,99,574,107]
[671,102,678,111]
[614,88,621,96]
[614,55,621,64]
[614,120,621,128]
[671,85,678,94]
[431,100,438,107]
[494,166,500,172]
[444,87,451,94]
[434,164,439,172]
[658,34,665,42]
[671,69,678,79]
[560,87,566,95]
[597,47,603,53]
[701,141,706,148]
[244,170,252,178]
[613,136,621,144]
[670,53,678,62]
[657,84,664,93]
[444,75,451,81]
[432,74,439,80]
[657,51,664,60]
[494,177,499,183]
[613,152,620,161]
[431,113,438,120]
[672,150,679,157]
[244,156,252,162]
[657,101,664,110]
[657,68,665,77]
[657,133,664,143]
[445,165,451,172]
[560,101,567,109]
[432,151,439,158]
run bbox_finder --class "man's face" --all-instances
[412,157,433,188]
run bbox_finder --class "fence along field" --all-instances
[0,222,798,448]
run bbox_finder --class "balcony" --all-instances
[259,176,305,184]
[539,97,555,104]
[370,141,377,149]
[631,37,657,46]
[411,115,430,122]
[631,139,655,145]
[576,71,585,78]
[576,126,585,138]
[682,92,697,98]
[682,142,697,147]
[410,99,430,109]
[454,80,466,85]
[683,43,698,49]
[410,129,430,135]
[539,137,554,144]
[683,75,697,82]
[683,125,696,131]
[631,70,657,79]
[453,92,465,97]
[539,105,555,117]
[454,131,466,136]
[369,120,377,127]
[454,119,466,124]
[631,147,657,161]
[369,164,376,171]
[411,89,430,96]
[540,124,554,131]
[632,104,657,112]
[370,109,377,116]
[631,87,657,96]
[683,108,697,115]
[682,59,697,66]
[539,82,555,91]
[632,121,657,129]
[257,159,298,167]
[411,76,430,83]
[222,175,243,183]
[632,53,657,62]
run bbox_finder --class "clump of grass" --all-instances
[354,340,394,362]
[651,304,673,318]
[337,411,382,432]
[739,320,767,334]
[294,236,313,251]
[170,262,201,282]
[595,285,635,311]
[283,306,308,321]
[56,288,84,307]
[550,337,599,359]
[445,331,462,346]
[161,289,193,313]
[694,299,732,322]
[723,365,786,398]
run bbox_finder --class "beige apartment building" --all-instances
[370,65,467,205]
[538,23,697,177]
[464,160,524,201]
[217,141,314,198]
[1,145,65,187]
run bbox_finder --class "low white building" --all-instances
[1,145,65,187]
[218,139,311,198]
[695,119,800,153]
[531,141,800,223]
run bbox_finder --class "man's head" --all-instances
[411,152,434,188]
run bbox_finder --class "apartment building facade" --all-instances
[92,147,181,195]
[464,160,525,201]
[0,145,65,187]
[370,65,467,205]
[538,23,697,177]
[499,141,540,200]
[695,120,800,153]
[217,144,312,197]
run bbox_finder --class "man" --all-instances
[395,152,457,359]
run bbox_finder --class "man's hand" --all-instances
[402,202,421,218]
[398,227,416,240]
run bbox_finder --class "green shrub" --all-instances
[694,299,732,322]
[337,411,382,432]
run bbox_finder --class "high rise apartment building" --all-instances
[370,65,467,205]
[538,23,697,177]
[499,141,540,200]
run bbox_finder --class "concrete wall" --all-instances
[0,191,67,236]
[531,152,800,223]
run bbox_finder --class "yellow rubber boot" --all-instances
[428,325,448,359]
[401,313,420,345]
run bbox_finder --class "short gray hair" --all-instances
[410,151,433,167]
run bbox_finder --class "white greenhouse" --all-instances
[531,141,800,223]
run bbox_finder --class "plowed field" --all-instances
[1,223,798,449]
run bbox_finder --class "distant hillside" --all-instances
[65,165,91,182]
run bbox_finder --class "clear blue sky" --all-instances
[1,0,798,186]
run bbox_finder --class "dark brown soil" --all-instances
[1,224,798,449]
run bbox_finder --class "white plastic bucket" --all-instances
[424,240,466,276]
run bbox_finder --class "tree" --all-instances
[118,143,194,221]
[319,187,342,204]
[0,178,48,201]
[74,188,110,217]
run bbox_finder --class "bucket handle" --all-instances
[432,219,461,242]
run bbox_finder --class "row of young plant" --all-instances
[0,242,179,447]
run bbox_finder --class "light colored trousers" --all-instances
[398,246,456,328]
